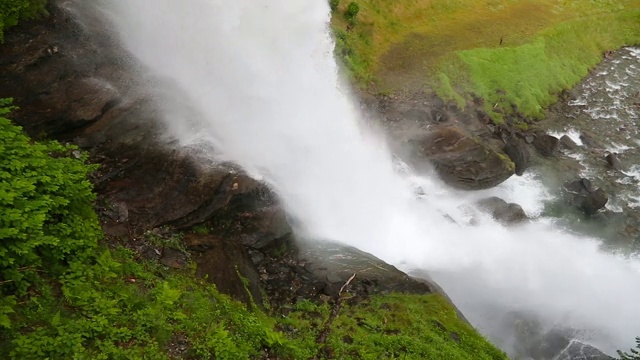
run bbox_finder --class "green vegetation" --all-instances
[618,337,640,360]
[0,0,47,41]
[278,294,508,359]
[330,0,640,121]
[0,101,296,359]
[0,100,507,358]
[330,0,340,12]
[345,2,360,25]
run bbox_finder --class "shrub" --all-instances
[344,2,360,24]
[0,99,101,325]
[330,0,340,12]
[0,0,48,42]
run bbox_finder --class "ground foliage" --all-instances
[0,0,47,41]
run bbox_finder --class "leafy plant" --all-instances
[0,0,48,42]
[344,1,360,25]
[330,0,340,12]
[0,98,100,309]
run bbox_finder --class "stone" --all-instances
[605,153,622,171]
[563,178,608,215]
[503,139,530,176]
[560,135,579,151]
[160,248,188,269]
[410,126,515,190]
[533,134,560,157]
[579,131,605,149]
[477,197,528,224]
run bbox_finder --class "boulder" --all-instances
[411,126,515,190]
[580,131,605,149]
[477,197,528,224]
[560,135,579,151]
[563,178,608,215]
[605,153,622,171]
[503,139,530,176]
[533,134,560,157]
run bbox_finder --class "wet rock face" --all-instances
[251,238,439,309]
[503,139,531,176]
[411,126,515,190]
[563,178,608,215]
[0,4,127,139]
[477,197,528,224]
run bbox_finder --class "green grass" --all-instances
[441,8,640,121]
[279,294,508,360]
[331,0,640,120]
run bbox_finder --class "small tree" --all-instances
[618,337,640,360]
[344,2,360,25]
[330,0,340,12]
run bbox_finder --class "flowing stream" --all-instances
[92,0,640,356]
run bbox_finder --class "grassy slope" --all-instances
[0,110,506,358]
[332,0,640,121]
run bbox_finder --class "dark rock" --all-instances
[533,134,560,157]
[560,135,579,151]
[430,109,449,123]
[503,139,530,176]
[184,233,265,306]
[605,153,622,171]
[580,131,605,149]
[411,126,515,190]
[564,179,608,215]
[402,108,430,123]
[160,248,188,269]
[477,197,528,224]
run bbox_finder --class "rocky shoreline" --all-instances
[0,2,633,359]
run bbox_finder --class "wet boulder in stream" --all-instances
[410,126,515,190]
[605,153,622,171]
[563,178,608,215]
[533,134,560,157]
[559,135,579,151]
[477,197,528,224]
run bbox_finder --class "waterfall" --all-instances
[94,0,640,355]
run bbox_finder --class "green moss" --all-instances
[277,294,507,360]
[327,294,507,359]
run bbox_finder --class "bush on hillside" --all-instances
[0,0,48,42]
[330,0,340,12]
[345,2,360,25]
[0,98,101,327]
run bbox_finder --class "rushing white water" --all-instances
[95,0,640,355]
